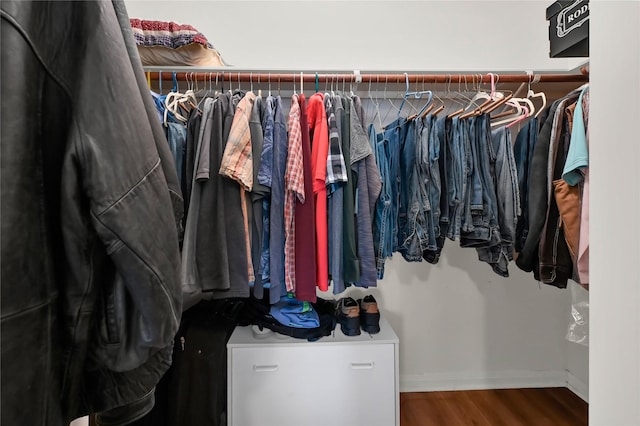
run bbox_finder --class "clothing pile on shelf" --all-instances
[154,83,590,308]
[130,18,226,66]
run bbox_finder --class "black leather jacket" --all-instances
[1,1,183,425]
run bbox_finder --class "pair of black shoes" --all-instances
[335,295,381,336]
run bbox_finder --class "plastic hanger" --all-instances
[397,73,433,120]
[506,105,530,128]
[491,96,535,127]
[172,72,178,93]
[462,73,504,115]
[490,96,523,120]
[461,74,513,119]
[525,75,547,118]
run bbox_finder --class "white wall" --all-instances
[590,2,640,425]
[125,0,588,396]
[369,246,571,392]
[125,0,579,72]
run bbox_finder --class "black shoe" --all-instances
[335,297,361,336]
[359,295,381,334]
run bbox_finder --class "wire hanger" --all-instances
[381,75,397,125]
[402,73,433,120]
[447,75,466,119]
[293,72,297,95]
[371,75,383,130]
[257,73,262,97]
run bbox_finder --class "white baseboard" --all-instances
[567,371,589,403]
[400,370,582,395]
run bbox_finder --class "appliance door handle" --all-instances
[350,362,375,370]
[253,364,279,373]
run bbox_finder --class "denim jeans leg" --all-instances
[399,120,417,250]
[384,118,408,253]
[372,126,393,279]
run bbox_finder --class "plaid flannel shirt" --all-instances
[324,96,348,185]
[284,95,305,293]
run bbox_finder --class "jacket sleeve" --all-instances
[69,1,182,372]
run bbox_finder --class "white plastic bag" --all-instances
[566,282,589,346]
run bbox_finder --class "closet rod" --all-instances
[143,68,589,84]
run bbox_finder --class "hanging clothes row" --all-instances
[155,87,381,308]
[515,84,590,290]
[152,77,589,309]
[371,103,521,278]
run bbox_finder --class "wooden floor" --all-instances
[401,388,587,426]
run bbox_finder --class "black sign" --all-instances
[556,0,590,38]
[547,0,589,58]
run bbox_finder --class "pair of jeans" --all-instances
[460,114,500,248]
[371,124,393,279]
[399,118,430,261]
[477,126,520,276]
[425,114,441,251]
[424,116,449,263]
[446,117,466,241]
[384,117,408,253]
[398,119,418,257]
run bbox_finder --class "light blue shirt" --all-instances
[562,86,589,186]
